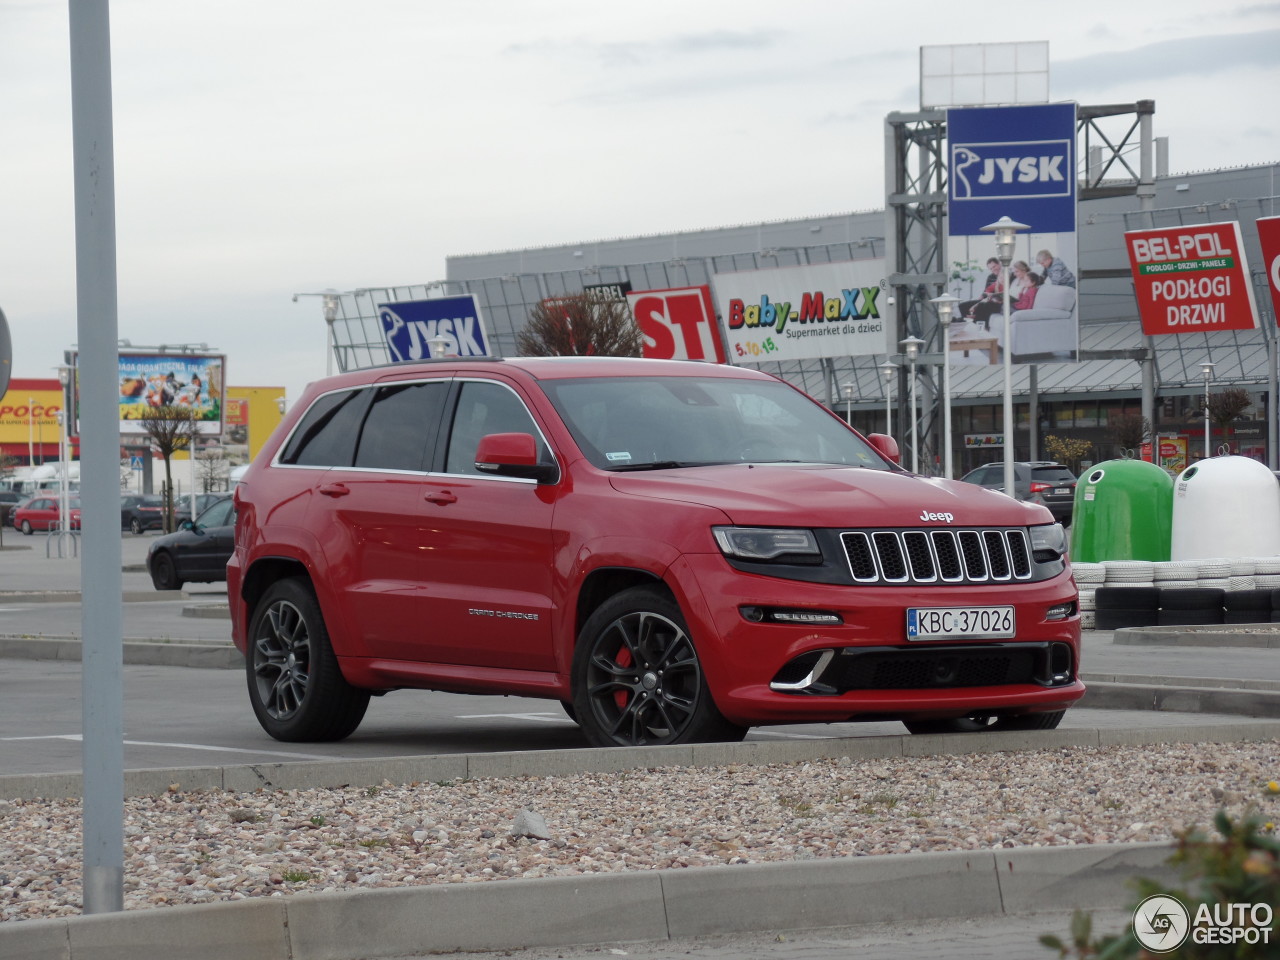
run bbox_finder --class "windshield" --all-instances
[541,375,893,471]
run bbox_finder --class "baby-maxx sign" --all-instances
[1124,221,1259,335]
[711,260,889,363]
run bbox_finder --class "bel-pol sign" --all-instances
[378,295,490,361]
[1124,221,1259,334]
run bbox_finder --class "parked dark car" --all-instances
[0,490,23,527]
[147,495,235,590]
[958,461,1078,524]
[120,494,167,534]
[13,496,82,534]
[174,493,229,526]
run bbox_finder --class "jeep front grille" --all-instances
[840,528,1033,585]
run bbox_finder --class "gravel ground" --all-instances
[3,740,1278,923]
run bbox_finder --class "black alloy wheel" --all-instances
[149,551,182,591]
[572,586,746,748]
[245,578,369,742]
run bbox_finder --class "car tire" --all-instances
[130,517,143,535]
[246,577,369,742]
[904,710,1065,734]
[572,585,746,748]
[149,551,183,591]
[20,520,32,535]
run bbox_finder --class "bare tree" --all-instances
[1107,412,1151,458]
[1206,388,1253,453]
[136,406,198,532]
[517,293,642,358]
[196,447,227,493]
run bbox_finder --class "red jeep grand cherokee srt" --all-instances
[229,356,1082,748]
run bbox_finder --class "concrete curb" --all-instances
[181,602,230,620]
[4,719,1279,802]
[0,591,183,605]
[1115,625,1280,647]
[1081,680,1280,717]
[0,636,241,670]
[0,841,1174,960]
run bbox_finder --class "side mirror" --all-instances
[475,433,559,483]
[180,520,196,532]
[867,433,901,465]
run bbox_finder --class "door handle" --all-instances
[318,483,350,497]
[424,489,458,505]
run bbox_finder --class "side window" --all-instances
[354,381,448,472]
[278,389,369,467]
[444,381,549,476]
[199,499,235,527]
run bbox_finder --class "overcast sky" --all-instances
[2,0,1278,406]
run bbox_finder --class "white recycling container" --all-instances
[1171,455,1280,560]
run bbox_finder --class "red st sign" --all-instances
[626,285,726,363]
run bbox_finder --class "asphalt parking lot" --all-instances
[1,530,1278,960]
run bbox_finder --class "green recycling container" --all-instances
[1069,459,1172,563]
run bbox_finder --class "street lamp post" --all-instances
[980,216,1031,498]
[899,336,926,473]
[930,293,961,479]
[322,292,340,377]
[879,361,896,436]
[1201,361,1215,459]
[840,382,855,426]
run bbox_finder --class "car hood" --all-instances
[608,463,1052,528]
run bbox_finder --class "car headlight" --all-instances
[1029,522,1067,561]
[713,526,822,563]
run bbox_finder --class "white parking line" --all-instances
[0,733,331,761]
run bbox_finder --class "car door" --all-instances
[181,498,236,580]
[413,377,559,672]
[298,379,450,661]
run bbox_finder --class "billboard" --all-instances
[947,103,1079,364]
[626,285,726,362]
[710,260,890,363]
[110,352,225,436]
[1257,215,1280,324]
[379,295,490,361]
[1123,221,1259,335]
[0,378,62,455]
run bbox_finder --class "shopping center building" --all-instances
[325,158,1279,476]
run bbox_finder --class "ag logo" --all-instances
[950,139,1072,201]
[1132,894,1190,953]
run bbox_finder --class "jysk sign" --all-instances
[379,295,490,361]
[947,103,1077,234]
[1124,221,1259,335]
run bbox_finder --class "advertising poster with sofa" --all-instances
[947,231,1079,364]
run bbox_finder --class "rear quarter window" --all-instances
[278,389,371,467]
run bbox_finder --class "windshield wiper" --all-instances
[609,460,716,472]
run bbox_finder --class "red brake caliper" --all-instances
[613,646,632,710]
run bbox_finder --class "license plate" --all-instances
[1053,487,1071,495]
[907,606,1015,640]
